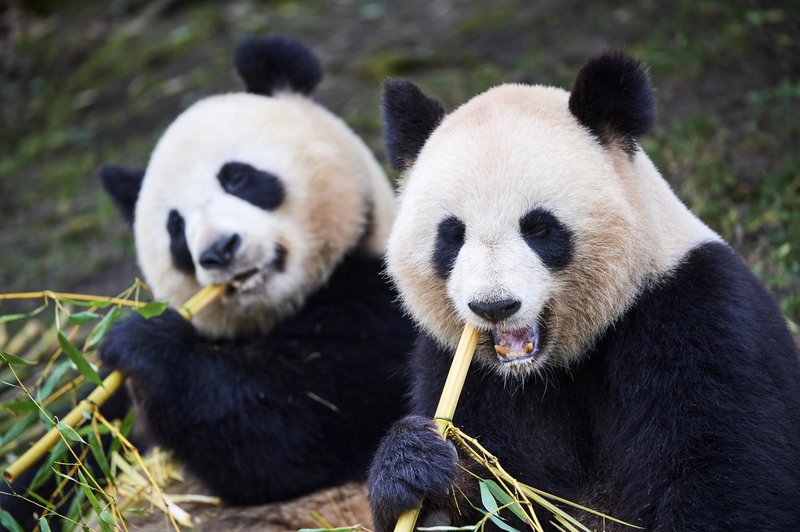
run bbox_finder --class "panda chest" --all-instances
[453,370,599,495]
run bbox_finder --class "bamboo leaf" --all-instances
[89,431,113,485]
[30,440,67,491]
[135,300,169,319]
[479,480,499,513]
[63,485,86,532]
[2,398,38,414]
[87,306,120,348]
[77,470,112,532]
[0,350,36,366]
[0,312,36,324]
[0,510,25,532]
[0,412,37,446]
[68,311,100,325]
[36,361,71,403]
[58,331,102,386]
[99,510,117,526]
[59,298,112,308]
[482,479,529,522]
[38,517,52,532]
[57,421,87,444]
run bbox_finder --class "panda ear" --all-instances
[568,50,655,154]
[383,79,446,171]
[98,165,145,225]
[234,36,323,96]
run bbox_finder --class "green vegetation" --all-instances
[0,2,796,323]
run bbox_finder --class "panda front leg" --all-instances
[367,415,464,532]
[99,308,344,504]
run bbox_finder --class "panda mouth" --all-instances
[229,267,264,292]
[227,245,287,294]
[492,323,542,365]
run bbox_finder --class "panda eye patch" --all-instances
[520,208,573,270]
[217,161,285,210]
[166,209,195,275]
[433,215,466,278]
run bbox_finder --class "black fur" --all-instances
[217,161,285,210]
[97,165,145,224]
[519,207,573,270]
[568,51,655,154]
[369,242,800,531]
[100,252,415,504]
[383,80,446,171]
[234,36,322,96]
[166,210,195,275]
[432,216,466,278]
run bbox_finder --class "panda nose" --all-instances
[468,299,521,322]
[199,234,241,270]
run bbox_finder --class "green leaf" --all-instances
[482,479,529,522]
[0,510,25,532]
[57,421,87,444]
[89,430,113,485]
[68,311,100,325]
[59,298,113,308]
[0,412,37,447]
[77,470,111,532]
[2,398,39,414]
[58,331,102,386]
[479,480,499,513]
[87,306,120,348]
[297,528,364,532]
[478,482,520,532]
[30,440,67,490]
[36,361,72,403]
[38,516,52,532]
[99,510,117,526]
[63,484,86,532]
[135,300,169,319]
[0,350,36,366]
[0,313,35,324]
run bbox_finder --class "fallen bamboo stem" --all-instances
[2,284,224,484]
[393,323,480,532]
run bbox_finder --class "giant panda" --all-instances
[94,36,415,506]
[367,51,800,531]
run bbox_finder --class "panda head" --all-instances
[385,51,715,378]
[100,36,395,338]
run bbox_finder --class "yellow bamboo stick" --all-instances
[393,323,481,532]
[0,291,148,308]
[3,284,224,484]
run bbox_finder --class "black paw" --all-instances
[99,308,192,379]
[368,415,459,532]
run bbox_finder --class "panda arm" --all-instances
[594,244,800,529]
[100,308,384,504]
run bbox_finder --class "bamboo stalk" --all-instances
[0,291,149,308]
[3,284,224,484]
[393,323,480,532]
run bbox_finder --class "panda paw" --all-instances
[99,308,194,380]
[368,415,459,532]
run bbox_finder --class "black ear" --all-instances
[383,80,446,171]
[234,36,323,96]
[568,51,655,154]
[98,165,145,225]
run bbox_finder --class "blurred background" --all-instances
[1,0,798,340]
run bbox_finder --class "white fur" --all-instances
[387,84,720,376]
[135,91,395,338]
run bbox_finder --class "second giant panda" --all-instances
[367,51,800,530]
[96,36,415,506]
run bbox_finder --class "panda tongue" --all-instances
[493,324,539,362]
